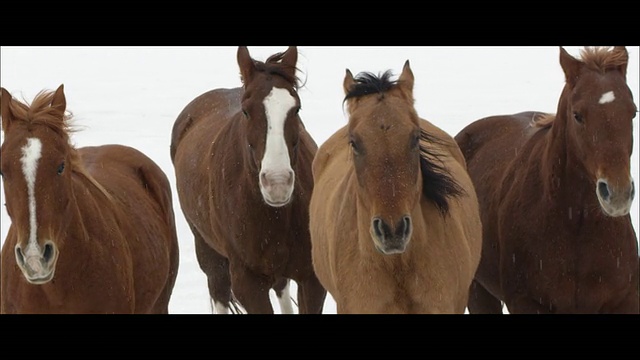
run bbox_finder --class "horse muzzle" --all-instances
[259,169,295,207]
[596,178,635,217]
[15,241,59,285]
[371,216,412,255]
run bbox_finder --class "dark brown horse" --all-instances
[455,46,639,314]
[170,46,326,314]
[309,61,482,313]
[1,85,180,314]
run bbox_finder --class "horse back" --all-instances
[170,88,242,162]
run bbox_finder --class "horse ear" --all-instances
[281,46,298,79]
[559,47,582,87]
[1,87,13,133]
[51,84,66,116]
[343,69,355,96]
[398,60,415,101]
[237,46,255,85]
[612,46,628,77]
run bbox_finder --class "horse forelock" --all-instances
[344,70,397,102]
[5,89,76,141]
[253,55,301,90]
[579,46,628,74]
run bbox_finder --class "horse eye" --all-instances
[573,112,584,124]
[242,109,249,118]
[57,161,65,175]
[349,138,360,155]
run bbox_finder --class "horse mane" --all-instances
[251,51,302,89]
[344,70,464,215]
[533,47,627,129]
[6,89,113,202]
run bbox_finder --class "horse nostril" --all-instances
[260,172,269,187]
[631,181,635,200]
[15,246,25,266]
[597,180,610,202]
[372,218,384,238]
[402,216,411,237]
[43,243,54,263]
[287,170,294,186]
[395,216,412,238]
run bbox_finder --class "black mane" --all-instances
[419,129,465,215]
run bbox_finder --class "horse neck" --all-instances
[541,95,602,216]
[65,169,117,238]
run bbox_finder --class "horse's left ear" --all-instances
[237,46,256,86]
[559,47,582,87]
[281,46,298,79]
[343,69,355,96]
[1,87,13,133]
[51,84,66,117]
[398,60,414,101]
[612,46,628,78]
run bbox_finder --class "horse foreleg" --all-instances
[296,276,327,314]
[467,279,504,314]
[230,265,274,314]
[273,277,295,314]
[192,226,232,314]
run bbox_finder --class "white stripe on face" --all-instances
[261,87,296,173]
[599,91,615,104]
[20,137,42,256]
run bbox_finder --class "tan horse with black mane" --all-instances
[455,46,639,314]
[170,46,326,314]
[1,85,179,314]
[309,61,482,313]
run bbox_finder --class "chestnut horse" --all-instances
[0,85,180,314]
[309,61,482,313]
[170,46,326,314]
[455,46,639,314]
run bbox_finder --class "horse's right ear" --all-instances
[559,47,582,87]
[343,69,355,96]
[1,87,13,133]
[51,84,66,117]
[237,46,256,86]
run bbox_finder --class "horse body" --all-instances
[310,62,482,314]
[1,86,179,314]
[170,47,326,314]
[455,47,639,314]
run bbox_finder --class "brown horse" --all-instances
[309,61,482,313]
[455,46,639,314]
[0,85,180,314]
[170,46,326,314]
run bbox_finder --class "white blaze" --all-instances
[261,87,295,174]
[599,91,615,104]
[20,137,42,256]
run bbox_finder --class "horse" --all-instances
[0,85,180,314]
[454,46,639,314]
[309,61,483,314]
[170,46,326,314]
